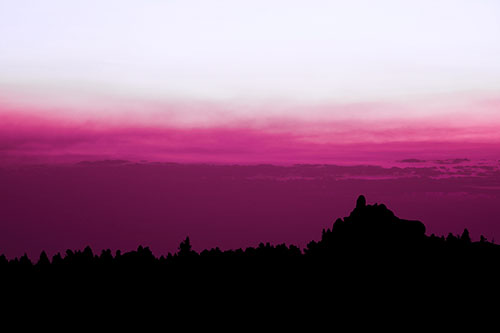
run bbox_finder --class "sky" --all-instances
[1,1,500,128]
[1,1,500,164]
[1,1,500,257]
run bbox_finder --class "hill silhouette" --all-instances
[2,195,500,315]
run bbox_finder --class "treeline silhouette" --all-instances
[3,195,500,319]
[2,196,499,281]
[2,195,499,270]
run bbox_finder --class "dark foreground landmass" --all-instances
[2,195,500,317]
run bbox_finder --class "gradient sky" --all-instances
[1,1,500,164]
[1,1,500,258]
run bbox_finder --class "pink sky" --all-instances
[1,94,500,165]
[1,1,500,258]
[2,90,500,261]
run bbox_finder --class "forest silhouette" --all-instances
[2,195,498,269]
[2,195,500,307]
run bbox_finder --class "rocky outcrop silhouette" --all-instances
[332,195,426,244]
[302,195,430,262]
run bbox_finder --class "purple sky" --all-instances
[1,161,500,259]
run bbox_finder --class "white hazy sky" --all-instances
[1,0,500,108]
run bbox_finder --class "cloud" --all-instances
[2,100,500,165]
[434,158,470,165]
